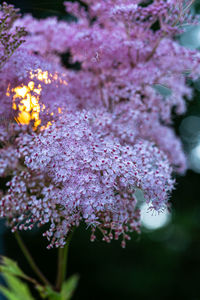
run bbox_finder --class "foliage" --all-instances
[0,256,79,300]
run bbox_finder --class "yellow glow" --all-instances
[30,69,51,84]
[12,103,17,110]
[13,86,29,99]
[40,121,52,131]
[29,68,68,86]
[6,84,11,97]
[28,81,35,91]
[10,81,42,129]
[34,84,42,95]
[30,69,68,85]
[6,68,67,130]
[15,111,31,125]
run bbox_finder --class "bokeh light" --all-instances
[180,116,200,173]
[189,143,200,172]
[180,25,200,49]
[141,203,171,230]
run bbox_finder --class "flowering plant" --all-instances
[0,0,199,299]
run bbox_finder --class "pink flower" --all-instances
[0,0,197,247]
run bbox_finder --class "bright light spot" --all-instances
[196,27,200,44]
[190,143,200,173]
[29,68,68,86]
[141,203,171,230]
[40,121,53,131]
[11,81,42,129]
[192,144,200,159]
[6,68,67,130]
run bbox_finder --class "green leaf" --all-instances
[0,256,79,300]
[0,273,35,300]
[0,256,36,300]
[153,84,172,98]
[0,284,21,300]
[0,256,27,279]
[61,275,79,300]
[41,275,79,300]
[43,286,62,300]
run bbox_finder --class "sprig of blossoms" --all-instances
[0,2,27,69]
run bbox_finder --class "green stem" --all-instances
[14,231,51,287]
[55,232,73,291]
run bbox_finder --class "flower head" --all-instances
[0,0,198,247]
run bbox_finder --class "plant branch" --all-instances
[14,231,51,287]
[55,231,73,291]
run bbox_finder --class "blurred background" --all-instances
[1,0,200,299]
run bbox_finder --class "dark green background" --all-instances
[1,1,200,299]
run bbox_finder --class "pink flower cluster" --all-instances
[0,0,198,247]
[2,111,174,248]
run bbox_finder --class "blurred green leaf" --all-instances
[0,256,78,300]
[42,275,79,300]
[61,275,79,300]
[0,272,35,300]
[0,256,37,299]
[43,286,62,300]
[153,84,172,98]
[0,256,27,279]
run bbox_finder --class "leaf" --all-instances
[153,84,172,98]
[61,275,79,300]
[0,256,27,279]
[0,256,79,300]
[0,285,20,300]
[43,286,62,300]
[0,256,35,300]
[41,275,79,300]
[0,273,35,300]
